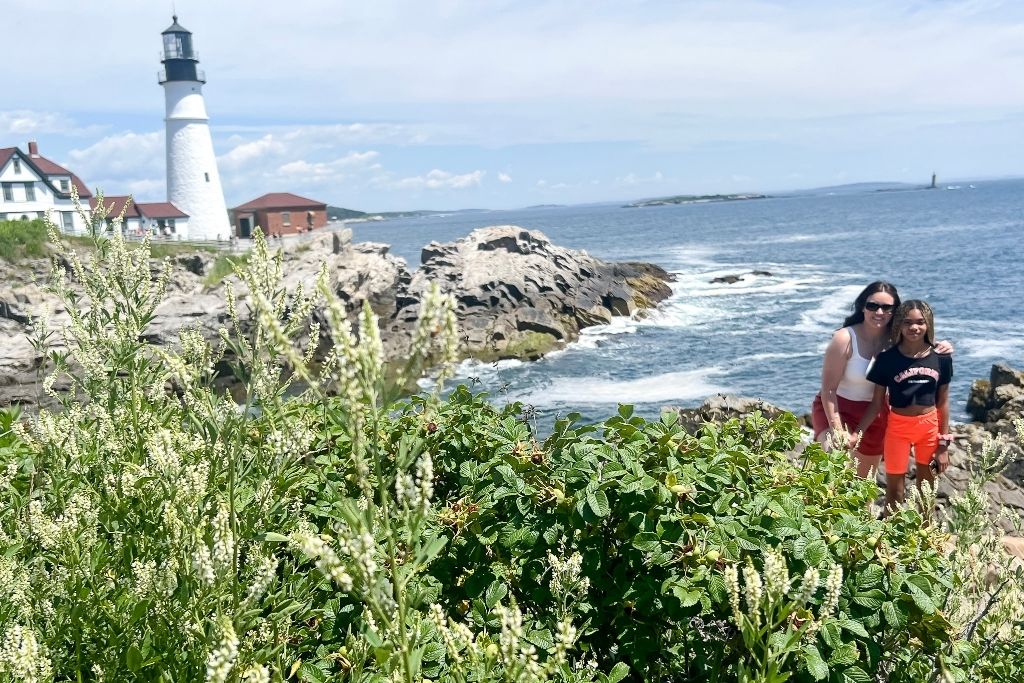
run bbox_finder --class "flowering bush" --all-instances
[0,198,1022,681]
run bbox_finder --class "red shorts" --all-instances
[883,410,939,476]
[811,394,887,456]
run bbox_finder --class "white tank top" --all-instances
[836,327,876,402]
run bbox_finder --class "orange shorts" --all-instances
[883,410,939,475]
[811,394,887,456]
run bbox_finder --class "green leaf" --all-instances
[485,581,508,610]
[631,532,660,553]
[262,532,291,542]
[821,620,842,649]
[587,490,611,518]
[881,601,907,628]
[851,589,886,610]
[856,564,883,589]
[606,662,630,683]
[829,641,858,666]
[841,666,872,683]
[804,539,827,566]
[838,616,869,638]
[907,582,937,614]
[126,644,143,672]
[802,644,829,681]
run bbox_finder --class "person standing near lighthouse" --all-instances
[159,15,230,241]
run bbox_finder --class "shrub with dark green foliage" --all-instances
[382,388,975,682]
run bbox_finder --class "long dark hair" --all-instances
[891,299,935,347]
[841,281,901,328]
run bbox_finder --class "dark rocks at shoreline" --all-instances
[709,270,773,284]
[960,362,1024,483]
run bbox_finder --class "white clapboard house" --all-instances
[0,141,93,232]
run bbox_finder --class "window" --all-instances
[61,212,74,231]
[281,211,291,226]
[13,158,20,173]
[204,172,210,182]
[1,183,12,202]
[24,183,35,201]
[59,179,70,192]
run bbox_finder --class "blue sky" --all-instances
[4,0,1024,211]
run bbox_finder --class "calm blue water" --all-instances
[350,180,1024,425]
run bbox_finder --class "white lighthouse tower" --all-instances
[159,16,230,241]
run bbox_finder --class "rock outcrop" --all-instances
[0,226,673,406]
[398,226,672,360]
[959,362,1024,484]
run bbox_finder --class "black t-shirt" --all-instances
[866,347,953,408]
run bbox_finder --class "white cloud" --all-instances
[218,134,286,170]
[497,172,512,183]
[383,169,486,191]
[65,132,164,197]
[0,109,102,137]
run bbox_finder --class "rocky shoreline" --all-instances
[0,225,673,407]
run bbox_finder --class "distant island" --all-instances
[623,193,767,208]
[327,205,368,220]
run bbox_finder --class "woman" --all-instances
[853,300,952,509]
[812,282,950,477]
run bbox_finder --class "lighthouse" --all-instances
[159,16,230,241]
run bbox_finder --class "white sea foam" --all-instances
[791,284,863,334]
[510,367,727,406]
[959,337,1024,360]
[745,351,819,362]
[744,231,856,245]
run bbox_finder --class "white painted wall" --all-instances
[0,156,91,231]
[164,80,230,241]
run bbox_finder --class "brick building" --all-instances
[232,192,327,238]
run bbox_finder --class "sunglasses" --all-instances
[864,301,895,313]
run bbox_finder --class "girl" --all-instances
[853,300,953,510]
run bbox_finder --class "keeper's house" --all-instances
[0,141,93,231]
[232,192,327,238]
[89,196,190,237]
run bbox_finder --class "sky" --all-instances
[4,0,1024,211]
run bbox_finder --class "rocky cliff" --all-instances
[0,226,673,406]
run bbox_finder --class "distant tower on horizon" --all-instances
[930,172,937,189]
[159,15,230,240]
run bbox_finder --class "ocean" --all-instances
[349,179,1024,426]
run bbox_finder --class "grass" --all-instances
[204,251,252,286]
[0,219,50,261]
[1,219,240,280]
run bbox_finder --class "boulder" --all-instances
[401,226,673,361]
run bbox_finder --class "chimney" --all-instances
[28,141,39,157]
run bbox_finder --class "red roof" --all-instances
[233,192,326,211]
[137,202,188,218]
[90,196,141,219]
[89,197,188,220]
[1,145,92,199]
